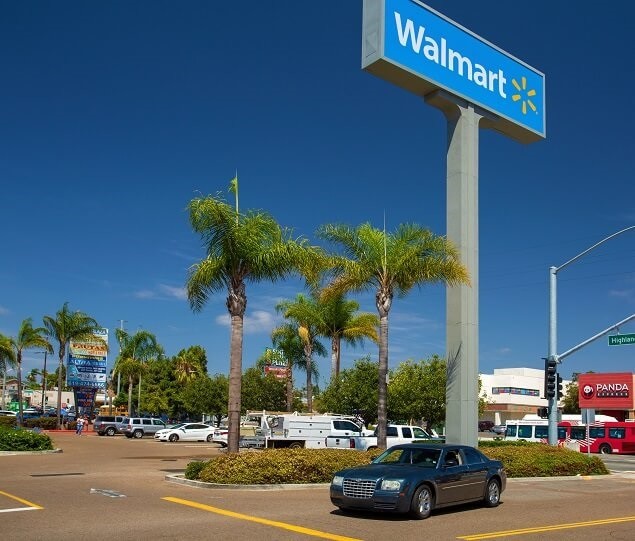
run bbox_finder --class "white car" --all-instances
[154,422,215,442]
[212,427,228,447]
[0,410,17,417]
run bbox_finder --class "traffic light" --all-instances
[537,407,549,419]
[544,357,557,399]
[556,374,563,400]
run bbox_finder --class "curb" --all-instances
[165,474,330,491]
[0,448,63,456]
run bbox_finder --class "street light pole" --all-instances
[548,225,635,445]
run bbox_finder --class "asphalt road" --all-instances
[1,430,634,541]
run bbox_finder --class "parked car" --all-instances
[121,417,167,439]
[330,443,506,520]
[478,420,494,432]
[93,415,127,436]
[491,425,507,435]
[212,427,228,447]
[0,410,17,416]
[154,423,215,442]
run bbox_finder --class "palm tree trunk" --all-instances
[56,354,64,429]
[128,376,133,416]
[330,336,338,380]
[138,374,142,413]
[377,313,389,449]
[305,344,313,412]
[16,354,23,428]
[286,362,293,412]
[227,314,244,453]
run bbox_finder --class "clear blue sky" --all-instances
[2,1,634,386]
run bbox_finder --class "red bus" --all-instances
[567,422,635,455]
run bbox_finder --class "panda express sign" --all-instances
[578,372,635,410]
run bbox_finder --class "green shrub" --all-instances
[481,442,609,476]
[24,417,58,430]
[0,416,17,429]
[197,449,382,484]
[184,461,207,480]
[186,443,608,484]
[0,427,54,451]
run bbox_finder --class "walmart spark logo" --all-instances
[511,77,538,115]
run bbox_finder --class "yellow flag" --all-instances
[229,176,238,194]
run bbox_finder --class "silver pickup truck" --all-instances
[325,424,441,451]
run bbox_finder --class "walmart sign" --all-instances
[362,0,546,142]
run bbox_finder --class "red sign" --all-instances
[578,372,634,410]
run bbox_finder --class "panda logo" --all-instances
[582,385,594,399]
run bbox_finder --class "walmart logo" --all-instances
[511,77,538,115]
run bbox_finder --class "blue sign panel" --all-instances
[362,0,546,142]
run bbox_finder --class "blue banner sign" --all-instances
[362,0,545,142]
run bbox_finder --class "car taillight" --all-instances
[349,438,355,449]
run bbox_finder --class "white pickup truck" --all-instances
[325,424,441,451]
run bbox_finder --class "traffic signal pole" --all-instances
[547,266,558,445]
[547,225,635,445]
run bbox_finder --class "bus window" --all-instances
[534,426,548,439]
[570,427,586,440]
[558,427,568,440]
[517,425,533,439]
[506,425,517,437]
[609,428,626,439]
[589,427,605,438]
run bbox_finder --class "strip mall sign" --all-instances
[578,372,634,410]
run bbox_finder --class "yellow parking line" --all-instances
[0,490,43,510]
[163,496,362,541]
[458,515,635,540]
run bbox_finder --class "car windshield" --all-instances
[373,447,441,467]
[169,423,186,429]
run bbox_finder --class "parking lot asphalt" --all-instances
[1,430,635,541]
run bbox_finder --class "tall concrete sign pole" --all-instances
[362,0,545,446]
[428,92,483,446]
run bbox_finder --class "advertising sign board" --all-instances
[263,348,289,381]
[67,328,108,389]
[578,372,634,410]
[362,0,546,142]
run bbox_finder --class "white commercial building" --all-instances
[479,367,570,425]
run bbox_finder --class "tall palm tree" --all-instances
[0,333,17,409]
[114,328,162,415]
[318,222,469,449]
[7,319,51,427]
[275,294,328,412]
[43,303,104,429]
[318,293,379,380]
[270,323,321,411]
[186,190,316,453]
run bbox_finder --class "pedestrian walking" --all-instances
[76,415,84,435]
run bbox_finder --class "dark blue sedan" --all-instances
[330,443,506,520]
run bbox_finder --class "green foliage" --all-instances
[0,416,17,429]
[184,460,207,480]
[388,355,446,428]
[562,381,579,414]
[481,442,609,476]
[318,356,378,425]
[23,417,58,430]
[187,443,608,484]
[0,427,54,451]
[241,367,286,412]
[196,448,383,484]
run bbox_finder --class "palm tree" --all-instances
[113,328,162,415]
[318,222,469,449]
[0,333,17,409]
[186,190,316,453]
[43,303,104,429]
[7,319,51,427]
[275,294,328,412]
[270,323,321,411]
[318,293,379,380]
[174,350,199,384]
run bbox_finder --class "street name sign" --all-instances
[608,334,635,346]
[362,0,546,142]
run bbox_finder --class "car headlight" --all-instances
[332,475,344,486]
[380,479,403,491]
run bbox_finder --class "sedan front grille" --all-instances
[343,478,376,499]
